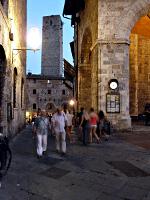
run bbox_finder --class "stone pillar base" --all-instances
[112,116,131,131]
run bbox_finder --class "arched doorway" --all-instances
[0,45,6,131]
[129,15,150,125]
[78,27,92,109]
[98,0,150,129]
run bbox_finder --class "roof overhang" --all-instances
[63,0,85,16]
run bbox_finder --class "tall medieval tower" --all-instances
[41,15,63,77]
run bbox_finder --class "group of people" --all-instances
[32,108,74,158]
[78,108,110,146]
[32,107,110,158]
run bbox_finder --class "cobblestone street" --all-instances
[0,125,150,200]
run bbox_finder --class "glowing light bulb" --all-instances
[27,27,41,50]
[69,100,75,106]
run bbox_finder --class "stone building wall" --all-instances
[77,0,98,110]
[0,0,26,135]
[130,34,150,115]
[41,15,63,77]
[138,35,150,112]
[26,15,74,120]
[129,34,139,116]
[70,0,150,129]
[26,77,73,116]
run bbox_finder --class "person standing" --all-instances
[89,108,100,143]
[79,110,90,146]
[65,110,74,143]
[77,107,84,141]
[33,110,50,158]
[52,108,67,156]
[98,110,110,140]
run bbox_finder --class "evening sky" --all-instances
[27,0,73,74]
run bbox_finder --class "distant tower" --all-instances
[41,15,63,77]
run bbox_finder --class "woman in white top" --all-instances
[66,110,74,143]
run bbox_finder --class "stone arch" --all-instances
[128,4,150,117]
[79,27,92,109]
[117,0,150,39]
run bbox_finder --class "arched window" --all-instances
[13,68,17,108]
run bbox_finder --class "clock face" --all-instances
[109,80,118,90]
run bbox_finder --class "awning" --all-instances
[63,0,85,16]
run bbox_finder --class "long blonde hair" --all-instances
[83,110,90,120]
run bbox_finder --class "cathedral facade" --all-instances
[63,0,150,129]
[0,0,26,135]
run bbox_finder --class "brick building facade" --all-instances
[63,0,150,129]
[0,0,26,135]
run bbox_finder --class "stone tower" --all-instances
[41,15,63,77]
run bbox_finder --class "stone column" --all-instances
[98,39,131,129]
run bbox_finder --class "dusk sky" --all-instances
[27,0,74,74]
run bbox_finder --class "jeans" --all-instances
[82,124,89,145]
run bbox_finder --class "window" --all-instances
[13,68,17,108]
[21,78,24,108]
[62,90,65,95]
[0,0,4,6]
[33,103,36,110]
[50,20,52,26]
[0,0,8,16]
[33,89,36,94]
[33,79,36,83]
[48,89,51,94]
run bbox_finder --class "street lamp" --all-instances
[69,99,76,115]
[12,27,41,63]
[69,99,75,106]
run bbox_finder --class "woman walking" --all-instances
[89,108,100,143]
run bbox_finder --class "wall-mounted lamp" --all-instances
[12,27,41,63]
[12,48,39,63]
